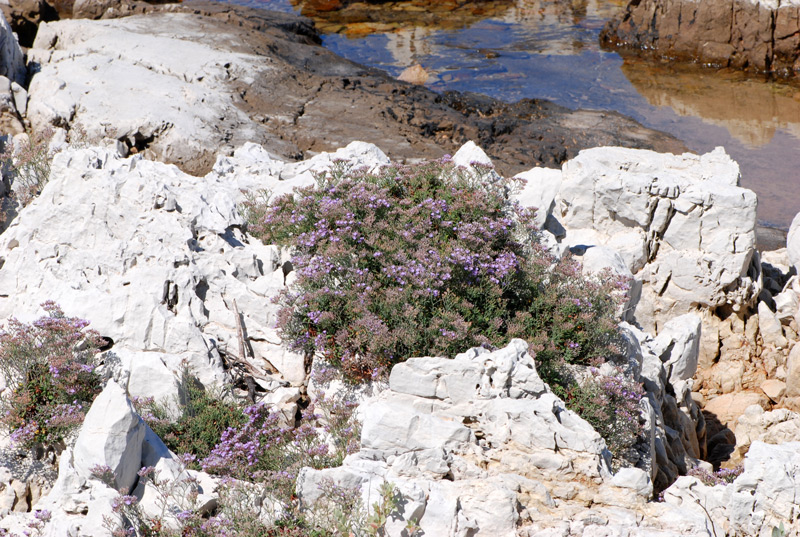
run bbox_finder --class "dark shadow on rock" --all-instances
[703,409,736,469]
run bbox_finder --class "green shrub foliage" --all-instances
[242,159,641,454]
[0,301,102,450]
[133,369,247,464]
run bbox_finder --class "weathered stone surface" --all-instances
[703,391,770,430]
[651,314,702,384]
[758,300,788,348]
[761,378,787,402]
[543,146,759,338]
[299,341,639,536]
[0,10,25,86]
[789,211,800,270]
[785,342,800,397]
[512,167,562,229]
[72,381,145,492]
[733,404,800,461]
[28,14,277,176]
[601,0,800,75]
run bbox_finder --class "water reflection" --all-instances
[621,59,800,149]
[290,0,515,36]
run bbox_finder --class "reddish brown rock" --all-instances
[601,0,800,75]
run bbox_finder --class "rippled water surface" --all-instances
[228,0,800,230]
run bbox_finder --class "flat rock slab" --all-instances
[26,1,686,177]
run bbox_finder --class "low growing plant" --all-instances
[241,158,641,454]
[562,367,645,455]
[687,464,744,486]
[133,369,246,464]
[0,301,102,451]
[0,126,56,207]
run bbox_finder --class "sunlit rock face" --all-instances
[602,0,800,75]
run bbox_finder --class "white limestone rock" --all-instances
[650,313,702,384]
[72,381,145,493]
[788,211,800,272]
[549,146,758,334]
[512,167,562,229]
[758,300,788,349]
[0,10,25,86]
[298,341,623,536]
[0,145,298,384]
[105,349,184,419]
[452,140,493,168]
[733,405,800,461]
[774,282,799,324]
[26,14,278,175]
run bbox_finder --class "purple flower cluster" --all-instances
[688,464,744,486]
[241,158,637,457]
[0,302,102,450]
[202,402,333,481]
[244,159,549,378]
[572,367,645,454]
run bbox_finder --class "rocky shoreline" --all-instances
[5,0,688,178]
[0,1,799,536]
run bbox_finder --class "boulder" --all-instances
[703,391,770,431]
[0,10,25,86]
[650,313,702,384]
[452,140,493,169]
[758,301,788,349]
[105,349,184,419]
[761,379,787,402]
[785,343,800,397]
[543,146,758,342]
[511,167,562,229]
[72,381,145,492]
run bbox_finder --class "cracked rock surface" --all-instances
[601,0,800,74]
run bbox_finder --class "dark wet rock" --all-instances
[601,0,800,75]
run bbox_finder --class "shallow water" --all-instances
[230,0,800,230]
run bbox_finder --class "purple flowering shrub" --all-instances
[243,159,623,379]
[132,369,246,465]
[242,159,642,454]
[565,367,645,455]
[687,464,744,486]
[0,302,102,450]
[0,126,56,208]
[201,402,343,505]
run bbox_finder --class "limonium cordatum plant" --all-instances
[242,158,641,454]
[0,301,102,450]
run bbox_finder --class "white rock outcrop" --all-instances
[0,10,25,86]
[788,211,800,272]
[518,146,759,336]
[26,14,277,174]
[0,141,387,388]
[297,340,624,537]
[72,381,145,492]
